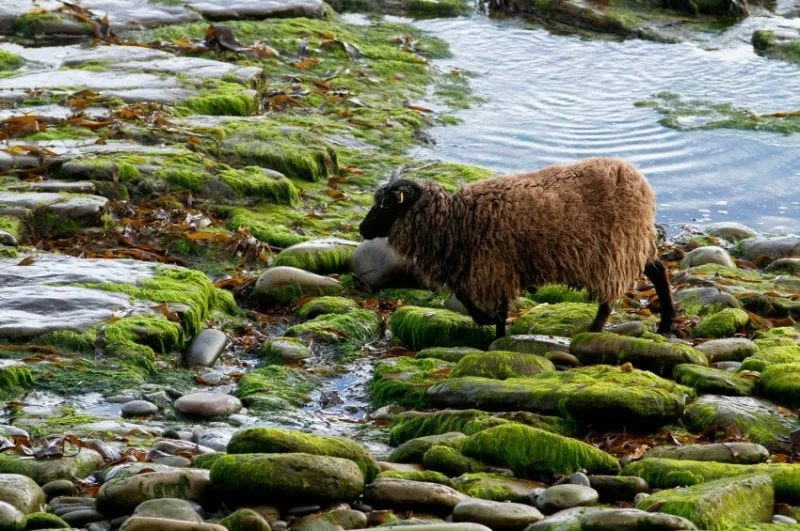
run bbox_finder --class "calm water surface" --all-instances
[409,16,800,233]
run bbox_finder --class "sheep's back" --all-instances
[457,157,657,303]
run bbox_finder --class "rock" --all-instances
[371,357,454,409]
[509,303,597,337]
[119,517,227,531]
[0,192,107,222]
[672,364,755,396]
[536,484,599,514]
[218,508,271,531]
[348,237,420,291]
[605,321,645,337]
[423,446,486,477]
[636,474,772,529]
[22,511,70,529]
[460,424,619,476]
[695,338,758,363]
[294,505,366,530]
[681,246,735,268]
[488,335,571,355]
[644,442,769,464]
[41,480,77,499]
[760,362,800,407]
[0,474,45,514]
[188,0,328,20]
[453,498,543,529]
[738,235,800,262]
[390,306,495,350]
[364,478,467,512]
[684,395,800,451]
[227,427,381,482]
[389,432,467,464]
[0,231,16,247]
[0,450,104,484]
[453,473,544,503]
[273,238,358,274]
[377,525,491,531]
[567,472,591,487]
[415,347,484,363]
[692,308,749,338]
[96,469,212,516]
[427,365,692,427]
[297,296,359,318]
[173,392,242,418]
[132,498,202,522]
[587,475,649,502]
[580,508,698,530]
[704,222,757,242]
[450,351,555,380]
[0,501,23,531]
[570,332,708,375]
[121,400,159,417]
[674,287,741,317]
[525,506,603,530]
[283,308,380,353]
[60,508,104,527]
[262,337,312,363]
[210,453,364,505]
[184,329,227,367]
[765,257,800,275]
[253,266,343,306]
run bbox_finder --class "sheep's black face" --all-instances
[360,179,421,240]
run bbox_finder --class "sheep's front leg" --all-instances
[494,298,509,339]
[455,291,495,325]
[589,301,611,332]
[644,260,676,334]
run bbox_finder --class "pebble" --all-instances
[173,392,242,418]
[453,498,544,529]
[0,501,23,531]
[536,484,599,514]
[132,498,202,522]
[42,479,77,499]
[61,508,105,527]
[196,371,227,386]
[681,246,735,268]
[567,472,591,487]
[121,400,159,417]
[185,328,228,367]
[774,515,798,524]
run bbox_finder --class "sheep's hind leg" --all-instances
[589,301,611,332]
[644,260,676,334]
[494,298,509,339]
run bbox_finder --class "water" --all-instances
[410,16,800,233]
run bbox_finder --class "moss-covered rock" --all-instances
[427,365,693,427]
[23,512,70,529]
[527,284,590,304]
[569,332,708,375]
[760,363,800,407]
[672,364,755,396]
[452,472,544,503]
[297,296,359,318]
[636,474,773,530]
[740,345,800,372]
[284,308,381,356]
[0,367,33,400]
[753,29,800,65]
[675,286,742,318]
[0,50,24,72]
[460,423,620,477]
[389,306,495,350]
[369,357,454,408]
[644,442,769,464]
[210,453,364,506]
[253,266,344,306]
[0,450,104,485]
[422,445,485,476]
[272,238,358,274]
[218,508,271,531]
[260,336,312,364]
[236,366,319,411]
[377,469,454,487]
[194,453,225,470]
[226,427,380,482]
[488,334,571,356]
[415,347,484,363]
[692,308,750,338]
[389,432,467,463]
[449,351,555,380]
[509,303,597,337]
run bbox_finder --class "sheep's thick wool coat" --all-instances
[388,157,658,312]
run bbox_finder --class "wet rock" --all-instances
[41,479,77,499]
[96,469,212,516]
[0,231,17,247]
[753,28,800,64]
[262,337,312,363]
[254,266,343,306]
[453,473,544,503]
[185,328,228,367]
[62,45,174,67]
[283,307,380,351]
[535,484,599,514]
[672,364,755,395]
[364,478,467,512]
[390,306,495,350]
[696,337,758,363]
[674,287,741,316]
[0,449,104,484]
[644,442,769,464]
[0,474,45,513]
[605,321,645,337]
[587,475,649,502]
[570,332,707,375]
[173,392,242,418]
[60,508,104,527]
[704,222,757,242]
[5,180,97,194]
[121,400,159,417]
[119,517,227,531]
[188,0,328,20]
[0,191,106,221]
[294,505,366,530]
[488,335,570,355]
[210,453,364,506]
[450,351,555,380]
[348,237,420,291]
[389,432,467,464]
[371,356,453,409]
[580,508,698,530]
[0,501,23,531]
[423,446,486,477]
[738,234,800,262]
[110,57,260,84]
[453,498,543,529]
[509,303,596,337]
[378,525,490,531]
[681,246,735,268]
[150,439,218,457]
[525,506,603,530]
[218,508,271,531]
[273,238,358,274]
[684,395,800,451]
[132,498,202,522]
[692,308,749,338]
[415,347,484,363]
[766,257,800,275]
[636,473,772,529]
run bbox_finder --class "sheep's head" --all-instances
[359,179,422,240]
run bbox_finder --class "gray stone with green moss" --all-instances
[0,474,44,514]
[488,335,570,355]
[364,478,467,512]
[254,266,343,306]
[570,332,707,375]
[692,308,750,338]
[684,394,800,451]
[284,308,381,357]
[236,365,319,411]
[390,306,495,350]
[273,238,358,274]
[427,365,693,426]
[23,511,69,529]
[217,508,270,531]
[760,363,800,407]
[226,426,380,482]
[460,423,620,476]
[297,296,359,318]
[0,450,104,485]
[378,469,454,487]
[672,364,754,396]
[370,357,454,409]
[696,337,758,363]
[737,235,800,262]
[0,502,23,531]
[450,351,555,380]
[740,345,800,372]
[389,432,466,464]
[674,287,741,317]
[644,442,769,464]
[453,497,543,529]
[416,347,484,363]
[96,469,212,516]
[636,474,773,530]
[510,303,597,337]
[453,472,543,502]
[261,337,312,363]
[423,445,485,476]
[579,508,698,530]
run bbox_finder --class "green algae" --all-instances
[0,49,24,72]
[406,0,474,16]
[636,473,774,530]
[297,296,359,318]
[378,469,455,487]
[509,302,597,336]
[692,308,750,338]
[527,284,591,304]
[453,472,543,503]
[740,344,800,371]
[0,366,33,400]
[218,166,300,205]
[185,92,257,116]
[760,363,800,407]
[236,365,319,411]
[274,242,357,274]
[415,346,484,362]
[389,431,466,463]
[24,512,69,529]
[423,444,485,476]
[227,426,380,482]
[370,356,454,408]
[194,452,225,470]
[672,364,754,396]
[461,423,620,477]
[284,308,381,356]
[753,30,800,64]
[390,306,495,351]
[449,351,555,380]
[14,11,61,36]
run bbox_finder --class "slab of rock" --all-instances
[132,498,202,522]
[173,393,242,418]
[703,222,757,242]
[0,191,107,219]
[681,246,735,268]
[0,474,45,513]
[672,364,755,396]
[644,442,769,464]
[273,237,358,274]
[570,333,707,375]
[5,180,96,193]
[185,329,228,367]
[364,478,467,512]
[696,337,758,363]
[62,45,174,67]
[188,0,327,20]
[110,57,261,83]
[0,450,104,484]
[453,498,543,530]
[580,508,698,530]
[254,266,343,305]
[96,469,212,516]
[0,70,180,91]
[536,484,599,514]
[738,235,800,262]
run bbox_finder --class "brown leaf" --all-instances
[294,57,320,70]
[324,188,345,200]
[17,256,36,266]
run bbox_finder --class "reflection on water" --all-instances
[411,16,800,233]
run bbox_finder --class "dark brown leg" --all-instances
[644,259,675,334]
[495,298,509,339]
[589,301,611,332]
[456,291,495,326]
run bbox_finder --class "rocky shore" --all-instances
[0,0,799,530]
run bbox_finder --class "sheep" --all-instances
[359,157,676,339]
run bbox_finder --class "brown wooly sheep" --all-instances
[359,157,676,339]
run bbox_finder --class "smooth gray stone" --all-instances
[703,222,757,242]
[580,508,698,530]
[0,230,16,247]
[738,235,800,261]
[0,192,107,218]
[132,498,202,522]
[185,329,228,367]
[681,246,735,268]
[348,237,420,291]
[453,498,543,529]
[536,484,599,514]
[121,400,159,417]
[188,0,327,20]
[696,337,758,363]
[173,393,242,418]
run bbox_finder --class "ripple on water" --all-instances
[412,16,800,232]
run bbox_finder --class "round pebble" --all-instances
[121,400,158,417]
[173,392,242,418]
[42,479,77,499]
[568,472,591,487]
[536,484,599,514]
